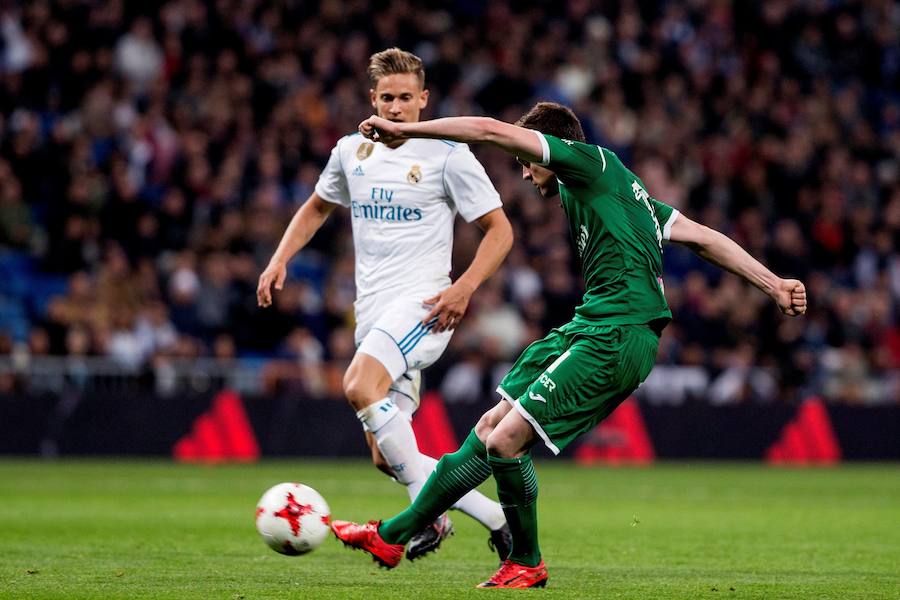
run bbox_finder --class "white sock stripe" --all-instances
[467,460,492,480]
[455,463,476,482]
[450,465,487,489]
[356,397,401,433]
[442,472,480,494]
[459,464,489,485]
[451,469,483,489]
[521,462,538,503]
[460,458,491,479]
[522,468,536,486]
[429,459,505,531]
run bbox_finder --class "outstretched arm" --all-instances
[669,214,807,316]
[257,192,337,307]
[359,116,545,163]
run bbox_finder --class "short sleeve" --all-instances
[442,144,502,222]
[651,198,680,240]
[314,139,351,207]
[538,133,608,187]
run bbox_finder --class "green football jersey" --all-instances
[535,132,679,327]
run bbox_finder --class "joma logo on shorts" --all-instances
[539,373,556,392]
[528,391,547,403]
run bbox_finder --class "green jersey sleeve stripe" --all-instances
[597,146,607,172]
[534,130,550,166]
[662,209,680,240]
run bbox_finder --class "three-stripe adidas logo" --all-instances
[352,165,364,176]
[397,318,439,355]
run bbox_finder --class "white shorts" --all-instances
[388,370,421,418]
[355,294,453,414]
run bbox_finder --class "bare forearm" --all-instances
[691,227,780,297]
[268,197,332,266]
[456,221,513,293]
[395,118,543,162]
[397,117,495,143]
[669,214,805,316]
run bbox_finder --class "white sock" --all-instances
[420,454,507,531]
[357,398,427,500]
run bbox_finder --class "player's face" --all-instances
[518,159,559,198]
[370,73,429,125]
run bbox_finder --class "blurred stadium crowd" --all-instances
[0,0,898,405]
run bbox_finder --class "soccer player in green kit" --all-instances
[331,102,808,589]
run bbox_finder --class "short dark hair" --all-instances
[515,101,585,142]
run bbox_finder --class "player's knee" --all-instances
[485,429,518,458]
[474,414,495,444]
[343,373,375,410]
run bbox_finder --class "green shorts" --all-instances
[497,321,659,454]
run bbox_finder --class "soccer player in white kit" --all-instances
[257,48,513,561]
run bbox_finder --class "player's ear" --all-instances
[370,89,377,110]
[419,88,429,109]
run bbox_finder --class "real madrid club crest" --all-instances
[407,164,422,184]
[356,142,374,161]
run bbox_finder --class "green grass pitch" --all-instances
[1,460,898,599]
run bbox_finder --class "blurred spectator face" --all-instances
[103,243,131,278]
[69,271,94,300]
[169,253,199,304]
[327,329,355,361]
[112,309,135,332]
[65,326,91,356]
[28,328,51,356]
[370,73,428,126]
[773,220,806,256]
[172,335,201,359]
[146,301,171,326]
[212,334,236,361]
[202,253,231,287]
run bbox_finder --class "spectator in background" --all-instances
[114,17,162,92]
[0,0,897,406]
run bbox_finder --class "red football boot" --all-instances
[476,559,549,589]
[330,520,404,569]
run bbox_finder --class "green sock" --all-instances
[488,452,541,567]
[379,429,491,545]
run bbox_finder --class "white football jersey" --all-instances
[315,134,502,300]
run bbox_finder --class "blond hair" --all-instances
[367,48,425,88]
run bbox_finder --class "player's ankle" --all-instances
[509,555,543,568]
[377,521,403,546]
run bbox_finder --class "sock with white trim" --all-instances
[488,451,541,567]
[419,453,506,531]
[379,429,491,545]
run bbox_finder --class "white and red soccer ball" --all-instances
[255,482,331,555]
